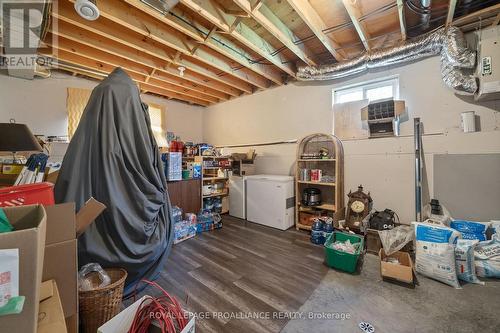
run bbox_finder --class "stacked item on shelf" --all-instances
[172,206,197,244]
[197,155,231,215]
[295,133,344,231]
[196,209,222,233]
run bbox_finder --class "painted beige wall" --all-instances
[0,71,204,142]
[204,57,500,222]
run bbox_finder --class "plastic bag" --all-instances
[413,222,461,288]
[474,238,500,278]
[329,239,360,254]
[378,225,414,256]
[450,220,489,241]
[455,239,483,285]
[78,263,111,291]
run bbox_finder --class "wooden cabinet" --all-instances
[167,179,201,214]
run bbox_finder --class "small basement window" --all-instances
[333,77,399,105]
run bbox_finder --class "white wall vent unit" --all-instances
[245,175,295,230]
[475,25,500,101]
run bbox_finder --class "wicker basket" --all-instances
[79,268,127,333]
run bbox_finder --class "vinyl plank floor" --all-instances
[132,215,328,333]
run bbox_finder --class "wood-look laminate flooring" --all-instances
[134,215,328,333]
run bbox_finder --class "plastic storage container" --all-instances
[324,232,364,273]
[0,182,55,207]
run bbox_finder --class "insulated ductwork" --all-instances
[297,26,477,95]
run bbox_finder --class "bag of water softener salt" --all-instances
[450,220,489,241]
[413,222,461,288]
[455,239,484,285]
[474,238,500,278]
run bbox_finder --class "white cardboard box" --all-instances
[98,296,195,333]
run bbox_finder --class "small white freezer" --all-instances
[245,175,295,230]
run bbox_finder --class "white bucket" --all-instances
[461,111,476,133]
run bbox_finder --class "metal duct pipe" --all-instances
[297,26,477,95]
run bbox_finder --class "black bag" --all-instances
[369,209,397,230]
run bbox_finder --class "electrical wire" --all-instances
[128,279,188,333]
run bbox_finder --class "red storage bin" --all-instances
[0,182,55,207]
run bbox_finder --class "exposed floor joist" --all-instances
[54,2,243,98]
[396,0,407,41]
[31,0,499,106]
[180,0,297,77]
[493,12,500,26]
[64,0,264,93]
[342,0,371,50]
[446,0,458,27]
[452,3,500,29]
[41,49,211,106]
[123,0,285,86]
[48,25,230,102]
[232,0,318,66]
[46,34,220,104]
[286,0,346,61]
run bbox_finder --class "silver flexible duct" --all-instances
[297,27,477,95]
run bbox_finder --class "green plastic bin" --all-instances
[324,231,364,273]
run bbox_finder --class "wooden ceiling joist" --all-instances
[232,0,318,66]
[341,0,371,50]
[286,0,346,61]
[446,0,458,27]
[396,0,407,41]
[123,1,285,86]
[452,3,500,29]
[62,0,263,94]
[54,4,242,97]
[493,13,500,26]
[180,0,296,77]
[46,34,220,104]
[50,22,231,101]
[41,49,211,106]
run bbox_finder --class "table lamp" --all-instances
[0,122,43,164]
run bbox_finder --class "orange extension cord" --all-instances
[128,280,188,333]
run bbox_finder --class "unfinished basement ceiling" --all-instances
[39,0,500,106]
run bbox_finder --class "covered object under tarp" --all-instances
[55,67,173,295]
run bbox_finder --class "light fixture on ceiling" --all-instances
[178,66,186,77]
[74,0,100,21]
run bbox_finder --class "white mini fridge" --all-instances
[245,175,295,230]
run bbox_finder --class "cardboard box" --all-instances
[43,199,106,333]
[379,249,414,285]
[0,204,47,333]
[43,203,78,333]
[98,296,195,333]
[38,280,68,333]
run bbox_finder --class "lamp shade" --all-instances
[0,123,43,152]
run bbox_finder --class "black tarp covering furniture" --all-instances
[54,68,173,296]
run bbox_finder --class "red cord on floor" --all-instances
[128,279,188,333]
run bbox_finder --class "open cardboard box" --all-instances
[0,204,47,333]
[43,198,106,333]
[379,249,415,285]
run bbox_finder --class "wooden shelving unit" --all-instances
[196,156,231,214]
[295,133,344,231]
